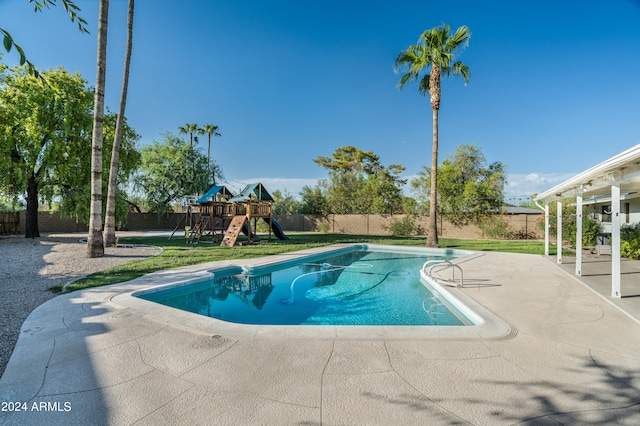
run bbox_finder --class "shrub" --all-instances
[582,218,602,246]
[384,215,417,236]
[621,223,640,259]
[566,217,601,248]
[541,203,601,248]
[511,229,538,240]
[318,220,331,233]
[479,215,513,239]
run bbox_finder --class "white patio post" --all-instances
[557,201,563,264]
[544,202,550,256]
[575,188,583,276]
[611,182,621,297]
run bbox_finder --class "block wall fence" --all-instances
[14,211,545,239]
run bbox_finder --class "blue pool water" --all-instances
[137,246,470,326]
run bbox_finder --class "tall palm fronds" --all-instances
[178,123,199,147]
[395,24,470,247]
[198,123,221,165]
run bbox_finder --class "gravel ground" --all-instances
[0,232,161,379]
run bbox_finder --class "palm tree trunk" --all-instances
[428,107,439,247]
[87,0,109,258]
[104,0,134,247]
[427,64,441,248]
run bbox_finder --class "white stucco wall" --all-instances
[586,197,640,233]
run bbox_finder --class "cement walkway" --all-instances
[1,249,639,425]
[556,252,640,322]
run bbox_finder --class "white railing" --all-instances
[422,260,464,288]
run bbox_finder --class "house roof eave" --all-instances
[535,144,640,203]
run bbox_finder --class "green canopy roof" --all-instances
[196,185,234,204]
[229,183,274,202]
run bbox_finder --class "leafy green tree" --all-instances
[362,164,407,214]
[319,174,365,214]
[400,196,420,215]
[396,24,471,247]
[409,167,431,215]
[104,0,135,247]
[541,202,601,248]
[271,190,300,215]
[298,185,327,215]
[87,0,109,257]
[1,0,89,78]
[58,112,141,225]
[0,66,93,237]
[134,134,223,213]
[411,144,505,226]
[440,144,506,225]
[313,145,406,214]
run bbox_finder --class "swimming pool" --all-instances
[117,244,513,339]
[137,246,468,326]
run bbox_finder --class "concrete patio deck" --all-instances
[1,249,639,425]
[556,252,640,323]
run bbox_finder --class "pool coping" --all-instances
[111,244,514,340]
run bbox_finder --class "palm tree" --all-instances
[395,24,470,247]
[198,123,221,165]
[178,123,199,147]
[87,0,109,258]
[104,0,134,247]
[179,123,200,193]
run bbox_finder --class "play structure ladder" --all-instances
[187,215,212,243]
[221,215,247,247]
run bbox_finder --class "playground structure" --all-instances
[171,183,288,246]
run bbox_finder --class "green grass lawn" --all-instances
[64,232,563,293]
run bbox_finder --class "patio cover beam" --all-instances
[535,144,640,202]
[535,144,640,299]
[576,188,583,276]
[557,201,562,264]
[612,183,621,297]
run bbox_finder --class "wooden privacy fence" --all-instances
[0,212,20,235]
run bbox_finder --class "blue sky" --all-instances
[2,0,639,203]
